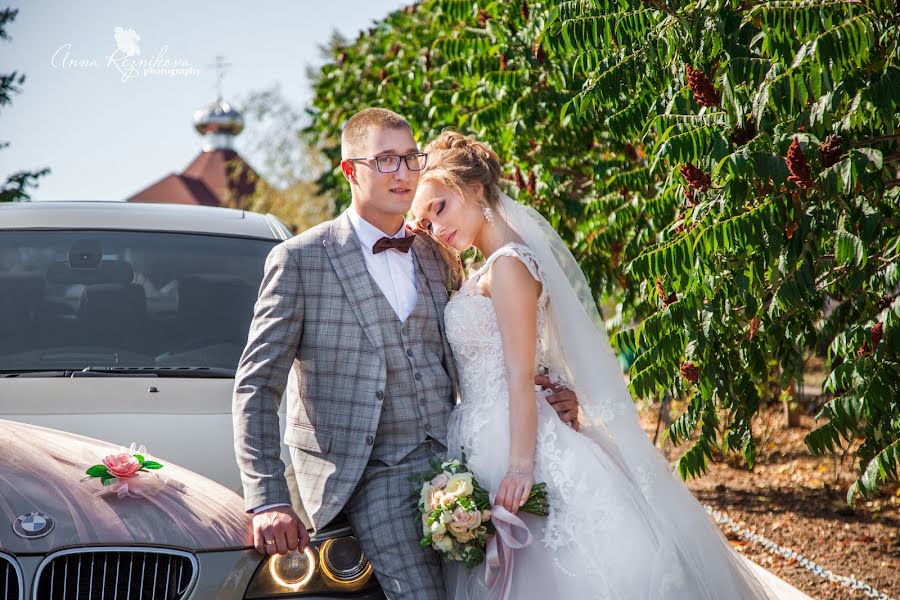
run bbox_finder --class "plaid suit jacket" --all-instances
[232,210,458,530]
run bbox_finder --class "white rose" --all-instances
[430,520,447,535]
[438,492,455,508]
[432,534,454,553]
[420,483,435,508]
[444,473,474,499]
[425,487,444,512]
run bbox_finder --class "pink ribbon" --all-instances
[484,502,533,600]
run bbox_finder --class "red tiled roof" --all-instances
[127,149,260,207]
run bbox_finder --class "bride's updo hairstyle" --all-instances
[411,130,504,288]
[419,130,503,211]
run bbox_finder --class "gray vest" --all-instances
[368,252,455,465]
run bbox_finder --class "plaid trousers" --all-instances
[344,438,447,600]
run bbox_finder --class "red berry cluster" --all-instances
[527,170,537,195]
[680,162,712,191]
[656,279,677,306]
[786,138,814,189]
[681,362,701,384]
[533,41,546,64]
[871,322,884,347]
[624,143,639,163]
[878,295,895,310]
[731,123,756,146]
[478,9,490,28]
[748,316,760,339]
[611,241,623,265]
[818,134,845,168]
[513,166,526,191]
[685,65,721,107]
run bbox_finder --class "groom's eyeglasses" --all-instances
[346,152,428,173]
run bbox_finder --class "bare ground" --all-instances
[639,401,900,599]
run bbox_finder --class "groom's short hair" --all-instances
[341,108,413,159]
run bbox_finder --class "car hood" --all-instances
[0,419,253,554]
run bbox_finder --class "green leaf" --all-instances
[855,439,900,499]
[834,230,866,268]
[85,465,109,478]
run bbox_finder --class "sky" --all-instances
[0,0,408,201]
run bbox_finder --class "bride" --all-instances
[410,131,812,600]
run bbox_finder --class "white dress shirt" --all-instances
[346,207,418,322]
[251,208,419,515]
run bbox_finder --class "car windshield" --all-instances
[0,230,275,373]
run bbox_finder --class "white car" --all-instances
[0,201,382,599]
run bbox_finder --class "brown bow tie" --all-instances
[372,233,416,254]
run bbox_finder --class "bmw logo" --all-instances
[13,512,55,539]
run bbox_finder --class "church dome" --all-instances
[192,99,244,137]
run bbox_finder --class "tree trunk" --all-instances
[783,381,802,428]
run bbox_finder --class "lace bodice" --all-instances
[444,243,550,411]
[443,242,631,580]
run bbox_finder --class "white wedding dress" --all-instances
[442,241,812,600]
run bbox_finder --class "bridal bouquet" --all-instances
[414,455,549,568]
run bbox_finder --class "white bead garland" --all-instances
[704,505,894,600]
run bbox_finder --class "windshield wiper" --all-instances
[77,366,237,378]
[0,367,236,378]
[0,370,73,378]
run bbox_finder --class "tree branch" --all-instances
[851,133,900,147]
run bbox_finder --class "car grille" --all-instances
[1,554,21,600]
[35,549,196,600]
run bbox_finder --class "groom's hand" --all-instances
[536,374,580,432]
[252,506,310,556]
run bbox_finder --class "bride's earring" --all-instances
[483,206,495,224]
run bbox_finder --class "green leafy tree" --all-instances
[0,8,49,202]
[237,84,334,233]
[305,0,899,503]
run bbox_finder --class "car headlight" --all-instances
[244,535,376,598]
[269,547,317,588]
[319,537,373,588]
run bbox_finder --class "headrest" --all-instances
[79,283,146,323]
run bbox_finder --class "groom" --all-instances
[232,107,579,599]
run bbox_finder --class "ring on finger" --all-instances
[264,539,275,545]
